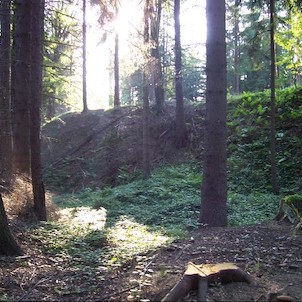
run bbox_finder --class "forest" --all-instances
[0,0,302,301]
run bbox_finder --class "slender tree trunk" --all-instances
[199,0,228,227]
[0,0,13,185]
[114,29,120,107]
[150,0,164,113]
[269,0,279,195]
[233,0,241,94]
[82,0,88,113]
[174,0,187,148]
[0,193,23,256]
[11,0,32,176]
[143,0,151,179]
[162,11,169,102]
[30,0,47,221]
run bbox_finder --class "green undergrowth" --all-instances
[55,163,202,237]
[228,86,302,193]
[33,163,283,272]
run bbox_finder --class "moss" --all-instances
[283,194,302,213]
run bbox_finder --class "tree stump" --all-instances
[162,262,255,302]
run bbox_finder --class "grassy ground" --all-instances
[32,163,281,272]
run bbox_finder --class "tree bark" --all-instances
[143,0,151,179]
[233,0,241,95]
[0,193,23,256]
[11,0,32,176]
[30,0,47,221]
[82,0,88,113]
[114,29,120,107]
[199,0,228,227]
[0,0,13,185]
[174,0,187,148]
[150,0,164,113]
[269,0,279,195]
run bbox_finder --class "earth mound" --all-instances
[41,104,204,191]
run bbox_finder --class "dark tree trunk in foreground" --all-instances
[269,0,279,195]
[0,0,13,184]
[11,0,32,175]
[0,193,23,256]
[82,0,88,113]
[30,0,47,221]
[174,0,187,148]
[143,0,151,179]
[199,0,228,227]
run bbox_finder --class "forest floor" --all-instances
[2,104,301,301]
[1,216,302,302]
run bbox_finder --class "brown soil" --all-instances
[41,104,204,192]
[1,220,301,301]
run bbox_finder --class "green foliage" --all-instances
[120,69,143,106]
[182,51,205,102]
[43,0,82,119]
[275,8,302,87]
[228,86,302,193]
[283,194,302,216]
[90,163,202,236]
[37,163,286,272]
[32,221,104,256]
[228,193,280,226]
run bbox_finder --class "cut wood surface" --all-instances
[162,262,255,302]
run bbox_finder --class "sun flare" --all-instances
[84,0,206,110]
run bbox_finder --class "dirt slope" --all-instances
[41,104,203,191]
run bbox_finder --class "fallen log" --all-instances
[162,262,255,302]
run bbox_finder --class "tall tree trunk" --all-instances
[150,0,164,113]
[82,0,88,113]
[114,29,120,107]
[11,0,32,176]
[199,0,228,227]
[143,0,151,179]
[174,0,187,148]
[233,0,241,94]
[0,193,23,256]
[0,0,13,185]
[30,0,47,221]
[269,0,279,195]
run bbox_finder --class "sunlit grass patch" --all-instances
[103,216,171,267]
[93,163,202,236]
[31,206,171,271]
[59,206,107,230]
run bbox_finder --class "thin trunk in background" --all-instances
[82,0,88,113]
[0,0,13,185]
[114,14,120,107]
[150,0,164,113]
[11,0,32,176]
[30,0,47,221]
[233,0,241,94]
[143,0,151,179]
[269,0,279,194]
[199,0,228,227]
[174,0,187,148]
